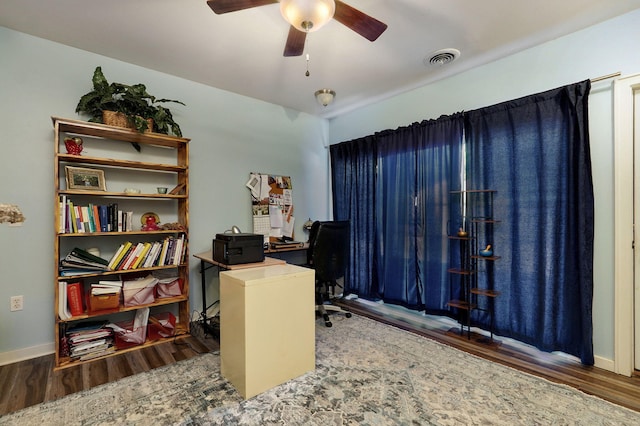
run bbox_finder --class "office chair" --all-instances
[307,220,352,327]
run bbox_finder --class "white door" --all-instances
[634,87,640,369]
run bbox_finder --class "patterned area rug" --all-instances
[4,315,640,425]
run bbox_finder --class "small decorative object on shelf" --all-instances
[159,222,186,231]
[141,212,160,231]
[65,166,106,191]
[479,244,493,257]
[64,137,83,155]
[457,227,468,237]
[157,187,168,194]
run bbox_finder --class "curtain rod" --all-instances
[591,72,621,83]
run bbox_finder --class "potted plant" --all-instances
[75,67,185,143]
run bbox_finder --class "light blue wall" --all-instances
[0,27,329,358]
[329,9,640,363]
[2,8,639,364]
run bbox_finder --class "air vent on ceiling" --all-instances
[424,48,460,66]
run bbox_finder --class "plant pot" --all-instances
[102,110,153,133]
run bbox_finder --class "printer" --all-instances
[213,233,264,265]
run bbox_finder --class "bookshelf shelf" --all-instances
[59,190,187,199]
[58,230,182,238]
[53,116,190,370]
[59,294,188,323]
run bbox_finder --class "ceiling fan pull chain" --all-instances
[305,53,310,77]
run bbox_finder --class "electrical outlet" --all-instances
[10,295,23,312]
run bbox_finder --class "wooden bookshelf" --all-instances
[52,117,190,370]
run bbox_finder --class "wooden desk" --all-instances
[192,251,286,336]
[193,250,286,269]
[220,264,315,399]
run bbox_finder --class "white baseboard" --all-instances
[594,355,615,372]
[0,343,55,366]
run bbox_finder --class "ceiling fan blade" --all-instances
[333,0,388,42]
[283,26,307,57]
[206,0,277,14]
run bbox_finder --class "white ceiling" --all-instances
[1,0,639,119]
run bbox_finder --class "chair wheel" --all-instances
[345,313,352,318]
[325,321,332,327]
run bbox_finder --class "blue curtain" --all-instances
[465,81,594,364]
[375,115,464,310]
[330,135,380,298]
[330,115,464,310]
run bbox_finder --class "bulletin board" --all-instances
[246,173,295,243]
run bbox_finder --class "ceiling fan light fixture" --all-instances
[280,0,336,33]
[315,88,336,107]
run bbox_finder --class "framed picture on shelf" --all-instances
[65,166,106,191]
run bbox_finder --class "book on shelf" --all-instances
[96,280,123,287]
[90,285,120,295]
[66,282,84,316]
[120,243,144,270]
[130,242,152,269]
[158,238,170,266]
[74,206,84,233]
[114,245,136,270]
[66,320,114,360]
[107,241,133,270]
[125,211,133,232]
[59,195,66,233]
[81,206,91,232]
[109,203,118,233]
[98,205,109,232]
[58,281,72,320]
[172,234,185,265]
[143,241,162,268]
[68,200,77,233]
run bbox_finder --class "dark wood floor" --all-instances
[2,308,640,417]
[0,325,219,417]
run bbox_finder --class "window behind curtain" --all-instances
[330,81,594,364]
[465,81,594,364]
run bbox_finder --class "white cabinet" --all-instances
[220,264,315,399]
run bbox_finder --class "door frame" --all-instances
[613,73,640,376]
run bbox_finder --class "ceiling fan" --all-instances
[206,0,388,57]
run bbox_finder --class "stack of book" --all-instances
[107,234,186,271]
[66,321,115,361]
[59,197,135,234]
[59,247,110,276]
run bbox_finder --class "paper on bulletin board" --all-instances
[248,172,296,241]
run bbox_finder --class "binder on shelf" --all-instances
[67,282,84,316]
